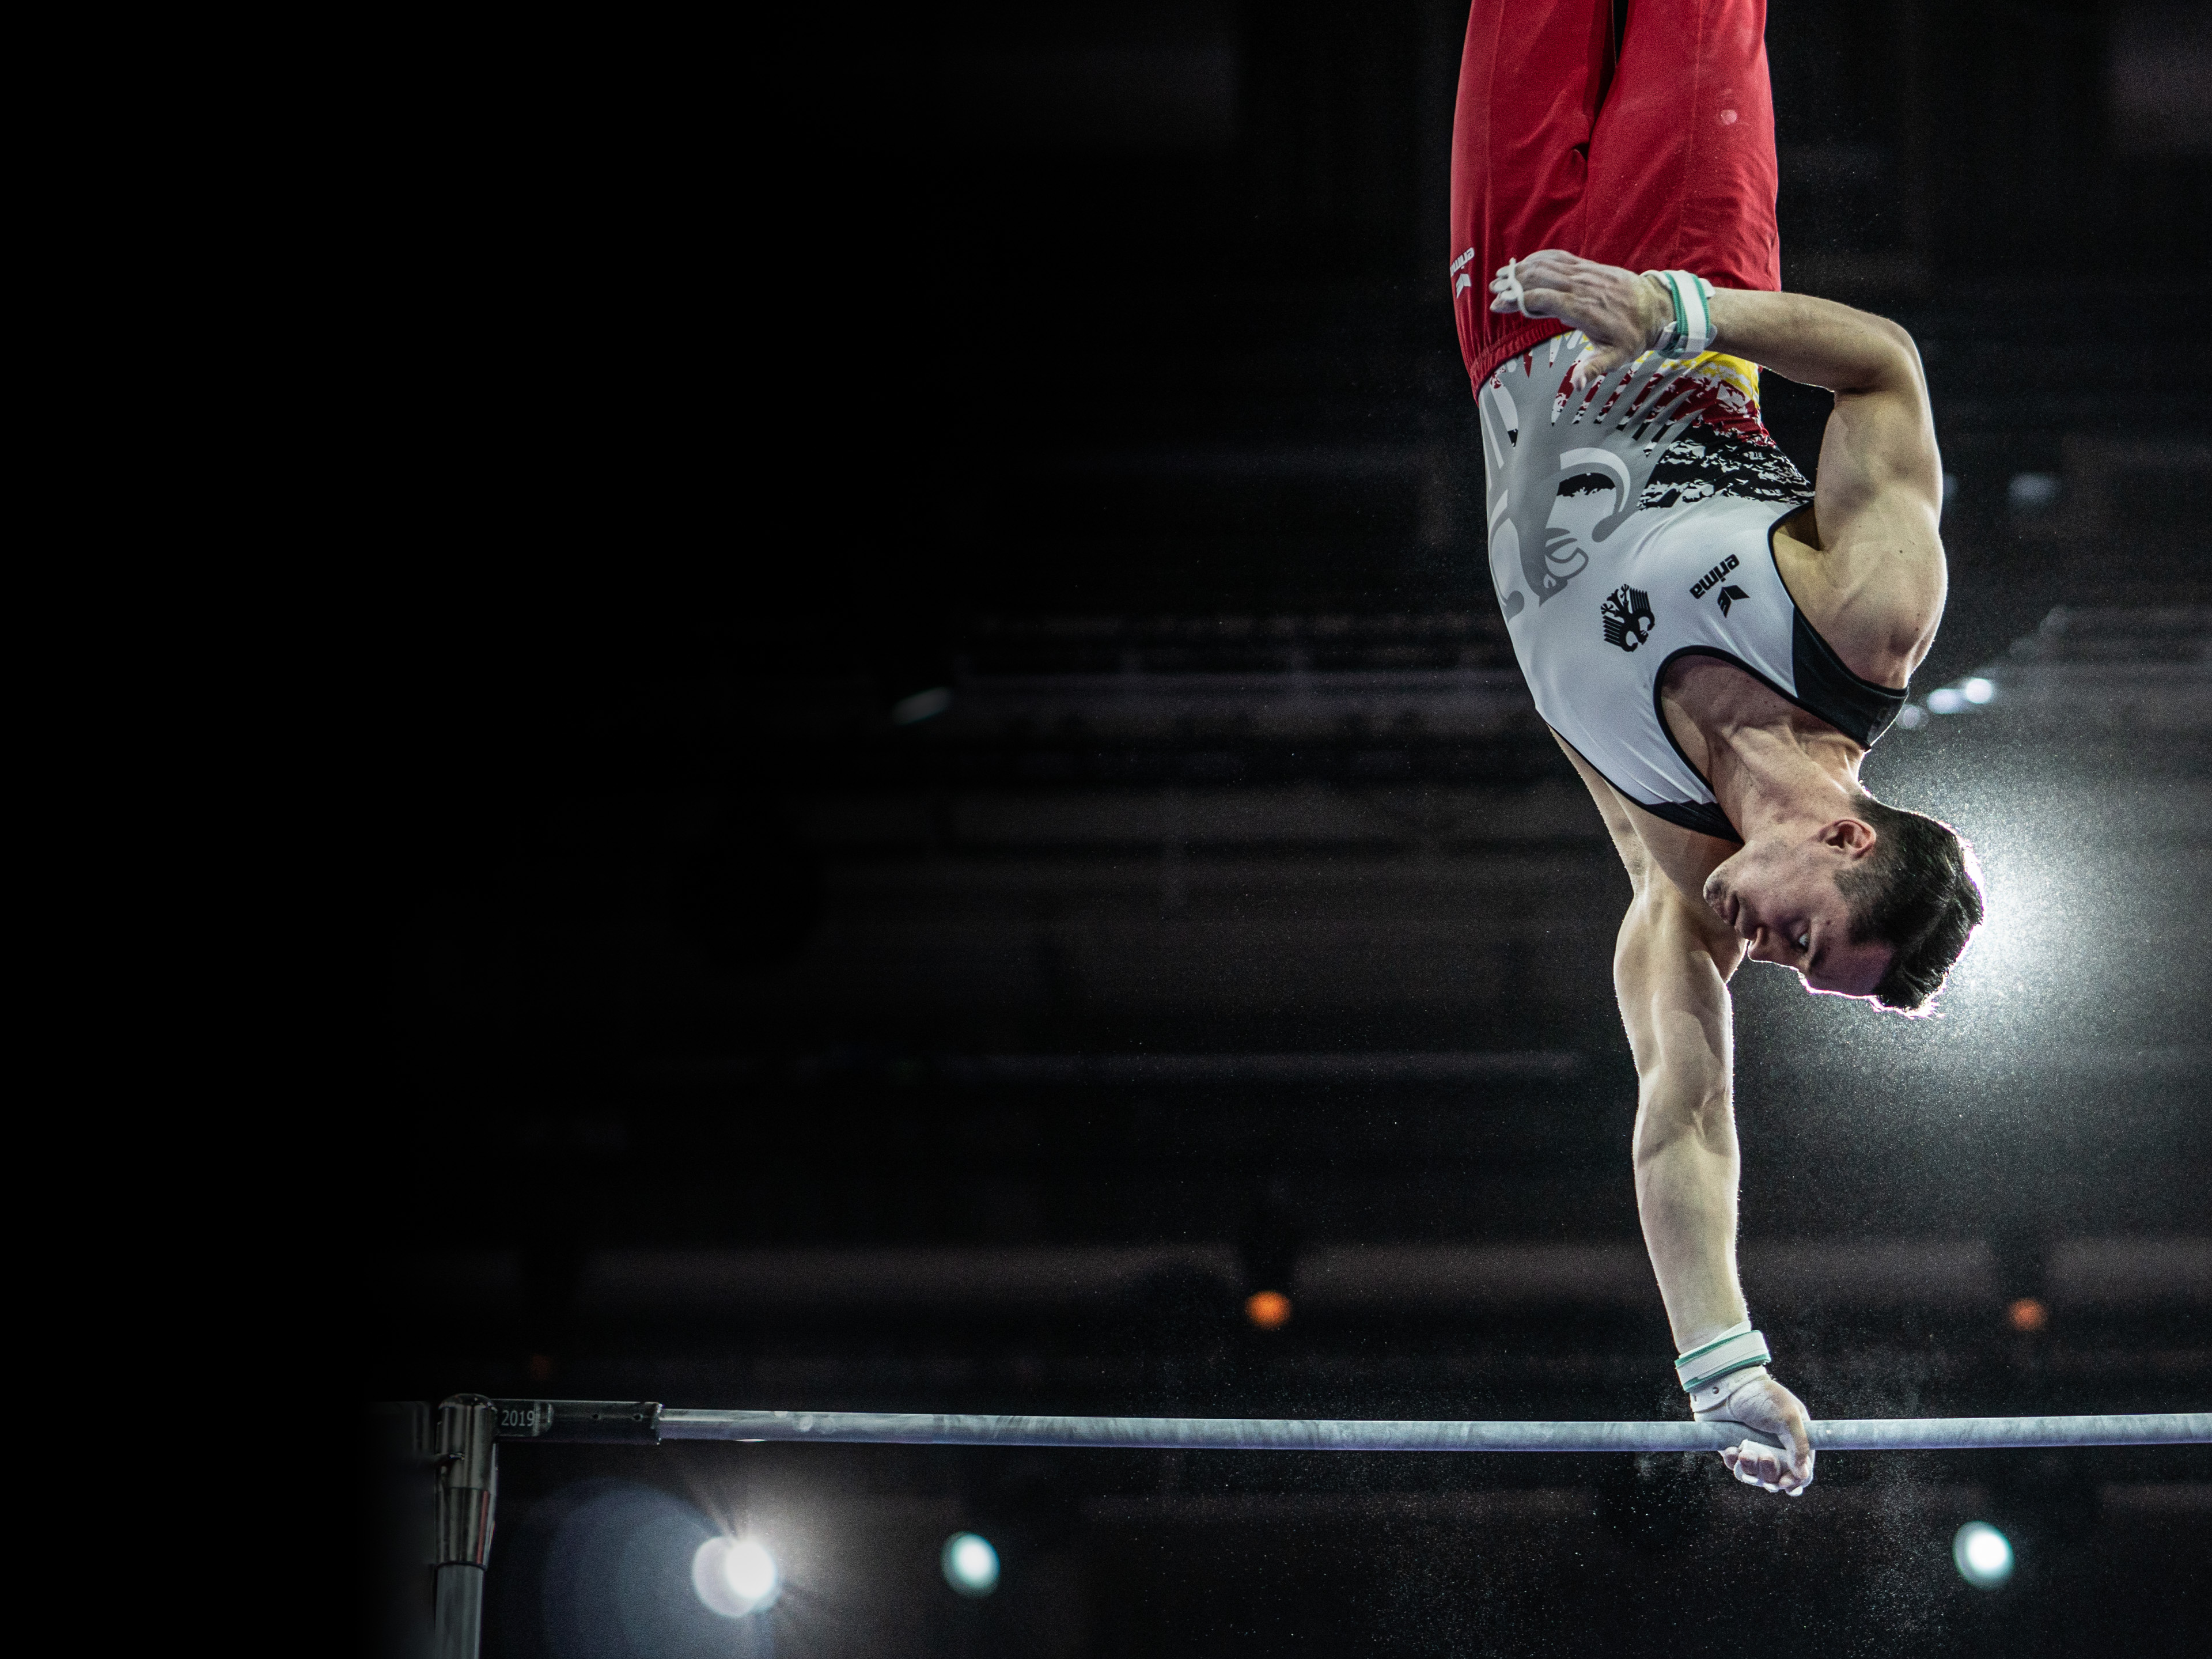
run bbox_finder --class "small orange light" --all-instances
[1245,1290,1293,1330]
[2006,1297,2048,1334]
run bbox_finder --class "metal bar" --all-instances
[650,1408,2211,1455]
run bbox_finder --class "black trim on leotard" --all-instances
[1638,795,1743,842]
[1788,609,1908,748]
[1766,505,1910,747]
[1633,512,1911,842]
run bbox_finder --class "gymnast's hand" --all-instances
[1488,249,1671,392]
[1698,1371,1817,1496]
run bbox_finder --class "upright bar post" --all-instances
[434,1395,498,1659]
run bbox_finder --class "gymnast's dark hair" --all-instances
[1836,796,1984,1013]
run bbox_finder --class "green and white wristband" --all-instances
[1676,1319,1771,1413]
[1647,269,1716,358]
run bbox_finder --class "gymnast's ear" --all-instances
[1820,817,1878,859]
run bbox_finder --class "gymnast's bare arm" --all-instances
[1495,249,1948,687]
[1554,736,1817,1495]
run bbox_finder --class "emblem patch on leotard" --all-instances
[1600,585,1656,652]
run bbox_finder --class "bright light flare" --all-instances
[1962,677,1995,704]
[1931,819,2059,1009]
[1953,1521,2014,1588]
[942,1532,1001,1596]
[692,1536,781,1618]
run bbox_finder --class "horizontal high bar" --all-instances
[491,1401,2209,1454]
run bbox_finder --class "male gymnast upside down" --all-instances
[1449,0,1984,1495]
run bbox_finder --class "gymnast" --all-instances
[1449,0,1983,1496]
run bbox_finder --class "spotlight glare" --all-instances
[1953,1521,2014,1589]
[942,1532,1001,1596]
[692,1536,780,1618]
[728,1540,776,1600]
[1962,677,1995,704]
[1926,687,1966,714]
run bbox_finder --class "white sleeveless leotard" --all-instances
[1480,338,1907,840]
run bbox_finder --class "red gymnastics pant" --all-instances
[1449,0,1781,391]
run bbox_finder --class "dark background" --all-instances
[368,3,2211,1654]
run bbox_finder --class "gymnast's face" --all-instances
[1702,825,1892,998]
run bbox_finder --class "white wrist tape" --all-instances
[1647,270,1715,357]
[1494,257,1529,318]
[1676,1319,1771,1395]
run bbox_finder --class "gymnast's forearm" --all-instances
[1615,902,1751,1353]
[1633,1081,1750,1354]
[1705,287,1923,399]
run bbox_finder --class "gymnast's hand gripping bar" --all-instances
[485,1399,2211,1454]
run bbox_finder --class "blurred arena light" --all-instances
[891,686,953,725]
[1919,676,1996,714]
[1244,1289,1293,1328]
[942,1532,1001,1596]
[2008,1296,2049,1333]
[2007,472,2061,513]
[1953,1521,2015,1589]
[692,1536,780,1618]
